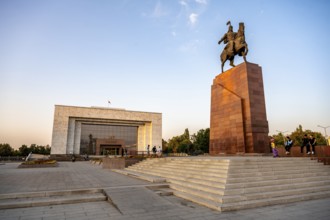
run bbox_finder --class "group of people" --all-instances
[301,134,317,155]
[271,134,317,158]
[146,145,162,157]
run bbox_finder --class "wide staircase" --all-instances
[113,157,330,211]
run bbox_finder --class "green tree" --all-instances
[167,128,192,153]
[0,143,14,156]
[191,128,210,153]
[162,139,172,153]
[166,128,211,155]
[19,145,30,156]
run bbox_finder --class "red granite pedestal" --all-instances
[210,62,269,155]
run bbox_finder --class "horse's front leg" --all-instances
[222,61,227,72]
[229,57,235,67]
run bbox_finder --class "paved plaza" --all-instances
[0,161,330,220]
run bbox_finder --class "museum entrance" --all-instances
[95,138,125,155]
[100,145,121,156]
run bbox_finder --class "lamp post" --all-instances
[318,125,330,146]
[276,130,288,146]
[317,125,330,138]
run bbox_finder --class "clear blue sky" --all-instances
[1,0,329,149]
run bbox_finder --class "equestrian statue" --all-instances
[218,21,249,72]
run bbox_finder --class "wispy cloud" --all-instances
[151,1,167,17]
[189,13,198,26]
[171,31,177,37]
[195,0,207,4]
[179,0,188,7]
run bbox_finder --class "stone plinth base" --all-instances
[210,62,269,155]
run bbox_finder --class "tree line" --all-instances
[1,124,326,157]
[162,124,327,155]
[0,144,51,157]
[162,128,210,155]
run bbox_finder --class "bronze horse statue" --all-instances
[218,22,249,72]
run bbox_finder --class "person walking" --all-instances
[271,138,279,158]
[301,134,310,154]
[284,136,293,155]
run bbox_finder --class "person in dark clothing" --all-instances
[301,134,310,154]
[152,146,157,156]
[309,135,316,155]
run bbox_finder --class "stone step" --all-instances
[227,166,328,174]
[169,175,330,200]
[234,175,330,189]
[127,167,227,188]
[135,162,330,177]
[127,166,330,188]
[228,169,330,178]
[132,162,330,178]
[112,169,166,183]
[224,179,330,195]
[239,184,330,202]
[132,157,326,166]
[173,187,330,212]
[174,163,325,171]
[142,166,229,181]
[0,189,107,209]
[220,190,330,212]
[171,180,330,204]
[165,161,230,166]
[168,178,225,194]
[173,190,221,211]
[127,166,228,182]
[168,158,316,165]
[134,161,327,174]
[169,159,317,165]
[132,163,227,171]
[170,183,223,203]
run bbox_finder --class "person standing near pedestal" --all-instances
[285,136,293,155]
[271,138,279,158]
[301,134,310,154]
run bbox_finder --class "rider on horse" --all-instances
[218,21,248,72]
[218,21,236,57]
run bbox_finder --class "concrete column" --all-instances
[66,118,75,154]
[137,125,146,151]
[73,121,81,154]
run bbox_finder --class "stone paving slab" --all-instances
[0,162,150,194]
[0,160,329,219]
